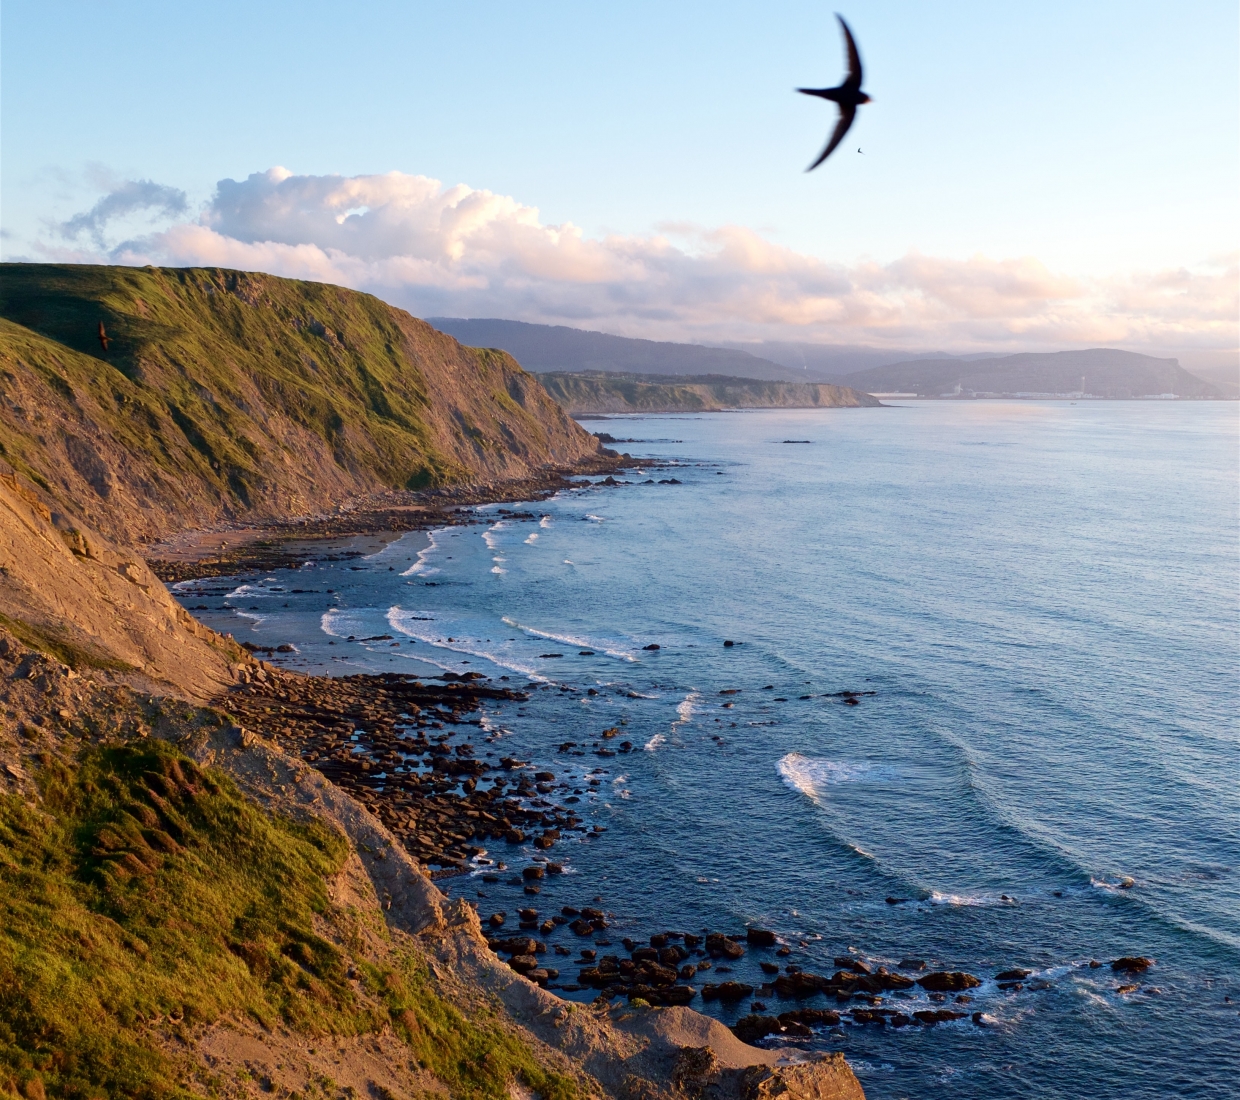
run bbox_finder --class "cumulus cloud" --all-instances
[59,178,188,249]
[62,166,1236,364]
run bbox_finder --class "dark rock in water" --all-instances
[835,957,870,975]
[773,972,826,998]
[683,933,702,948]
[632,947,658,963]
[873,968,915,991]
[643,643,660,650]
[723,640,735,647]
[505,829,526,844]
[492,936,538,956]
[581,906,605,920]
[899,958,926,971]
[733,1015,782,1043]
[650,933,669,948]
[917,971,982,993]
[546,862,564,875]
[1111,956,1154,973]
[488,913,506,928]
[885,896,906,905]
[518,908,538,920]
[540,920,556,935]
[996,968,1032,981]
[702,981,754,1002]
[679,964,697,980]
[562,906,580,917]
[850,1010,886,1026]
[660,946,689,966]
[706,933,745,959]
[913,1009,967,1025]
[579,949,597,961]
[524,885,541,895]
[522,865,545,880]
[760,961,780,975]
[890,1013,911,1028]
[776,946,791,957]
[509,954,539,974]
[747,927,777,947]
[570,919,595,936]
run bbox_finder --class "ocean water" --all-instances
[178,401,1239,1098]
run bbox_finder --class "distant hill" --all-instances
[710,340,978,379]
[427,318,803,382]
[538,372,881,414]
[838,349,1223,398]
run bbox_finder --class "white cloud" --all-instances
[52,167,1239,366]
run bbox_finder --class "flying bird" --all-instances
[97,321,109,352]
[798,14,870,171]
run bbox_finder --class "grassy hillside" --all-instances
[0,725,573,1100]
[0,265,600,546]
[537,371,882,414]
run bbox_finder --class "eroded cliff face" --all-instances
[0,264,601,547]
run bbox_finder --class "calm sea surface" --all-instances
[178,401,1239,1098]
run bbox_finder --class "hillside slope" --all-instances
[429,318,802,382]
[538,372,881,414]
[839,348,1222,398]
[0,265,602,547]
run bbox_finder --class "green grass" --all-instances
[0,614,134,673]
[0,739,573,1100]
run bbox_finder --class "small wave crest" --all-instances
[401,528,446,577]
[500,617,637,662]
[644,733,666,752]
[777,753,889,797]
[482,521,509,550]
[387,607,549,680]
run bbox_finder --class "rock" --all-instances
[518,908,538,920]
[488,912,506,928]
[746,927,777,946]
[773,972,827,998]
[570,919,594,936]
[913,1009,967,1025]
[505,828,526,843]
[682,933,701,948]
[739,1056,865,1100]
[509,954,539,974]
[760,961,780,975]
[899,958,926,971]
[729,1016,778,1041]
[723,640,735,647]
[706,933,745,959]
[650,933,669,948]
[995,968,1031,981]
[643,643,660,651]
[1111,956,1154,973]
[834,957,870,974]
[1116,983,1139,994]
[546,862,564,874]
[671,1045,718,1098]
[779,1009,840,1027]
[917,971,982,993]
[702,981,754,1001]
[522,865,544,880]
[492,936,538,956]
[679,964,697,980]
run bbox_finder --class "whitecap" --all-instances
[524,533,539,544]
[401,528,446,577]
[644,733,666,752]
[482,521,509,550]
[499,616,637,662]
[777,753,886,797]
[386,606,549,680]
[926,891,1016,908]
[584,514,605,523]
[539,515,553,528]
[491,566,507,574]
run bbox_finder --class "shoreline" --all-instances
[146,454,650,582]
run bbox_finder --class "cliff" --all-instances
[537,372,882,414]
[0,264,602,547]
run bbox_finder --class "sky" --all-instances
[2,0,1237,368]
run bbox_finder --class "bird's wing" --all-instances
[807,104,856,170]
[837,14,863,90]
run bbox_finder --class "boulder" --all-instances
[1111,956,1154,973]
[739,1056,865,1100]
[746,927,777,947]
[917,971,982,993]
[706,933,745,959]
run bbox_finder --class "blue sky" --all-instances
[2,1,1236,364]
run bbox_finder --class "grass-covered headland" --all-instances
[0,735,573,1100]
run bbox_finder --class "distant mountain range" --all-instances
[840,349,1223,399]
[429,317,1228,399]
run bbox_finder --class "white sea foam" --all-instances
[524,533,539,544]
[777,753,886,797]
[644,733,666,752]
[539,515,553,528]
[386,607,549,680]
[500,617,637,661]
[673,691,701,728]
[482,521,508,550]
[401,528,446,577]
[926,891,1017,908]
[584,514,605,523]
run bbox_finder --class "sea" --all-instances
[174,400,1239,1099]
